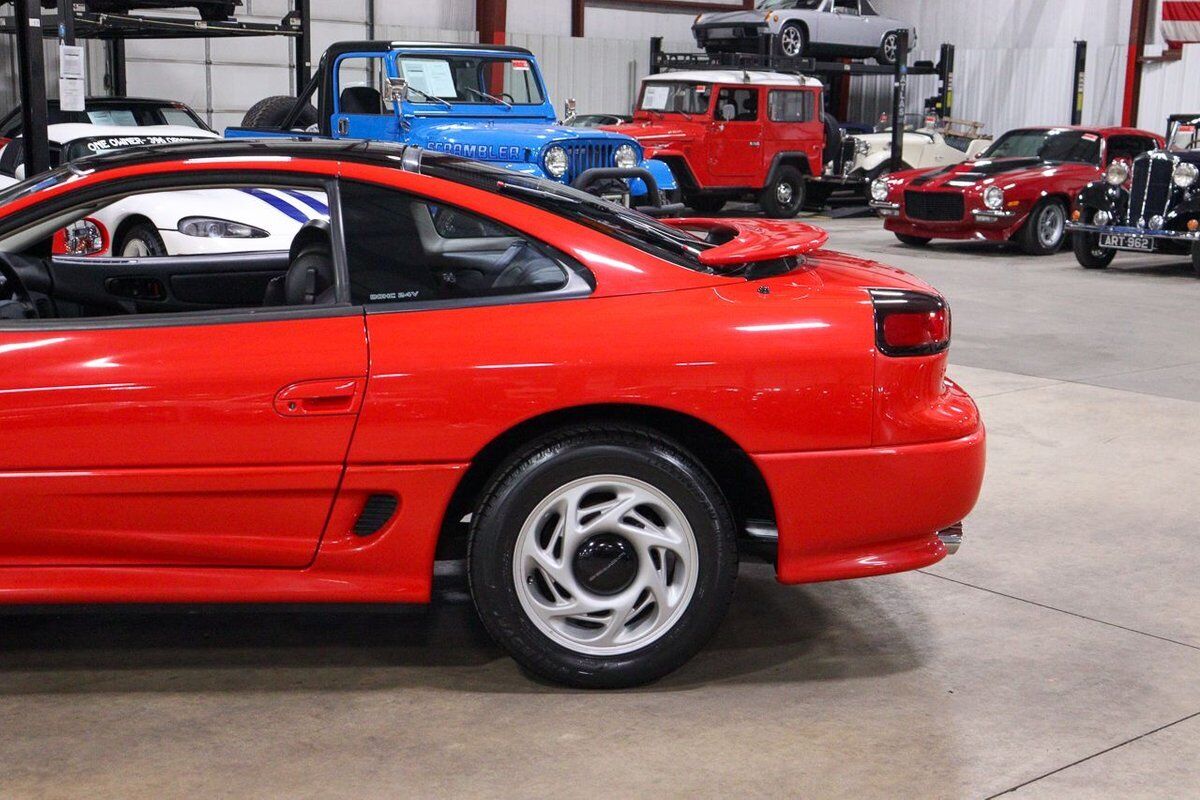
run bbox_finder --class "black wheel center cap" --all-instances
[572,534,638,596]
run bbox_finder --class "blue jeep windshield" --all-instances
[397,55,545,105]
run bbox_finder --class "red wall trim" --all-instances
[1122,0,1151,127]
[476,0,508,45]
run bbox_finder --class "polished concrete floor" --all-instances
[3,217,1199,799]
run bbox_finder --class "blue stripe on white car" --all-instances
[240,188,312,224]
[282,189,330,216]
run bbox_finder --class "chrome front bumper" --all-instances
[1066,222,1200,242]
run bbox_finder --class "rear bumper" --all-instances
[753,426,986,584]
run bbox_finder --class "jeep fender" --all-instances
[766,152,816,187]
[641,158,678,196]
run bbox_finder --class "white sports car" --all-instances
[693,0,914,65]
[0,123,327,258]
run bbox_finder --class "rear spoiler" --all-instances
[660,218,828,267]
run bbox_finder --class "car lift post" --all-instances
[649,36,662,75]
[888,29,909,174]
[14,0,50,175]
[1072,40,1087,126]
[936,42,954,119]
[294,0,311,94]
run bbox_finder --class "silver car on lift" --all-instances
[693,0,914,65]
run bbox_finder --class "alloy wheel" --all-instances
[1038,204,1065,249]
[512,474,699,656]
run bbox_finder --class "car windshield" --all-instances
[980,129,1101,165]
[1168,118,1200,151]
[416,150,719,271]
[63,135,214,162]
[395,55,545,105]
[757,0,823,9]
[639,82,712,115]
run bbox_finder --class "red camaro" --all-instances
[0,140,984,687]
[870,126,1163,254]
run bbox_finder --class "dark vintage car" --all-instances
[1068,113,1200,276]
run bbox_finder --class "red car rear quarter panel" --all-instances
[351,277,877,465]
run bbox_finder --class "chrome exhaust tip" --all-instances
[937,522,964,555]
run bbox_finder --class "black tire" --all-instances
[822,112,844,170]
[775,22,807,58]
[876,31,900,65]
[1072,228,1116,269]
[1017,198,1068,256]
[468,424,738,689]
[895,233,932,247]
[866,161,910,183]
[241,96,318,130]
[685,195,727,214]
[116,221,166,258]
[1192,244,1200,278]
[760,166,806,218]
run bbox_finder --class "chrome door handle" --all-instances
[749,141,761,147]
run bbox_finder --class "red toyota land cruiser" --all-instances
[608,70,827,218]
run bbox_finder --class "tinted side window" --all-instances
[339,181,573,305]
[714,88,758,122]
[768,90,815,123]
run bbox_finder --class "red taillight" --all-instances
[869,289,951,356]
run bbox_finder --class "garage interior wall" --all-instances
[2,0,1197,137]
[851,0,1133,134]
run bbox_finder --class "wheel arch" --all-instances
[110,213,157,252]
[434,403,777,560]
[766,152,814,186]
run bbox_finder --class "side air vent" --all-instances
[354,494,398,537]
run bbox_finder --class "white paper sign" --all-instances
[642,85,670,111]
[59,44,86,112]
[399,59,457,99]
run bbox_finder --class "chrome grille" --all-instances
[840,138,857,175]
[1127,154,1173,226]
[563,142,619,184]
[904,191,964,222]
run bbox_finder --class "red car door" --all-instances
[0,178,367,568]
[708,86,765,183]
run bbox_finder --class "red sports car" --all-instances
[870,126,1163,254]
[0,140,984,687]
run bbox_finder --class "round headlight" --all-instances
[870,178,889,202]
[1094,210,1111,226]
[543,145,569,179]
[1105,161,1130,186]
[614,144,638,170]
[983,185,1004,210]
[1173,162,1199,189]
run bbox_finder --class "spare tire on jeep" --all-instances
[241,96,318,130]
[822,112,843,171]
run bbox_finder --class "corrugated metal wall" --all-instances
[848,0,1133,135]
[3,0,1195,140]
[1137,43,1200,133]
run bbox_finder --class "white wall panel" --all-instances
[1138,43,1200,134]
[847,0,1132,134]
[508,31,693,116]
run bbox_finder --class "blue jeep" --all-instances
[226,41,678,210]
